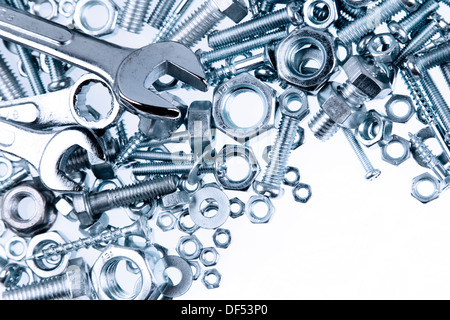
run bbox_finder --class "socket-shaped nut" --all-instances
[368,33,400,63]
[411,173,441,204]
[213,0,248,23]
[343,56,392,100]
[356,110,393,147]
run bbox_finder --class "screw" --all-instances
[342,127,381,180]
[166,0,248,48]
[118,0,153,34]
[337,0,420,45]
[115,119,128,149]
[442,62,450,86]
[2,259,90,300]
[388,0,439,43]
[0,168,29,194]
[335,0,367,29]
[132,162,215,176]
[0,53,26,100]
[114,131,147,166]
[406,40,450,77]
[148,0,177,29]
[44,56,72,92]
[253,88,309,198]
[130,151,194,163]
[207,2,302,49]
[138,131,190,148]
[200,28,288,66]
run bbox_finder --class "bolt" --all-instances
[130,151,194,163]
[248,0,260,16]
[114,131,147,166]
[166,0,248,48]
[342,127,381,180]
[388,0,439,43]
[440,62,450,87]
[0,53,26,100]
[395,14,448,64]
[2,259,90,300]
[200,28,288,66]
[118,0,153,34]
[115,120,128,149]
[148,0,177,29]
[207,2,302,49]
[0,168,29,194]
[132,162,215,176]
[406,40,450,77]
[253,88,309,198]
[335,0,367,29]
[138,131,191,148]
[44,55,72,92]
[337,0,420,45]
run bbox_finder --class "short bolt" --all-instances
[0,53,26,100]
[148,0,177,29]
[44,55,72,92]
[342,127,381,181]
[207,2,302,49]
[337,0,420,45]
[118,0,153,34]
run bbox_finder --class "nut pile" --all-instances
[0,0,449,300]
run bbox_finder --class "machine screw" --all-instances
[166,0,248,48]
[337,0,420,45]
[342,127,381,180]
[152,0,195,43]
[0,168,29,194]
[148,0,177,29]
[2,259,90,300]
[207,2,302,49]
[118,0,153,34]
[44,56,72,92]
[388,0,439,43]
[132,162,215,176]
[130,151,194,163]
[407,40,450,76]
[0,53,26,100]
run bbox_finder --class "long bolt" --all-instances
[0,53,26,100]
[44,55,72,92]
[200,28,288,65]
[132,162,215,176]
[166,0,247,48]
[137,131,190,148]
[119,0,153,34]
[207,2,302,49]
[148,0,177,29]
[407,40,450,77]
[152,0,195,43]
[130,151,194,163]
[337,0,420,45]
[441,62,450,87]
[342,128,381,181]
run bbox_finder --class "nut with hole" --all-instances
[199,247,219,267]
[176,235,203,260]
[380,135,411,166]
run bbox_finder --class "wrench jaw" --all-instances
[39,127,106,192]
[116,42,208,119]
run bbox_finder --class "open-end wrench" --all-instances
[0,74,121,130]
[0,4,208,119]
[0,119,105,192]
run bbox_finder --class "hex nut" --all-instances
[213,228,232,249]
[156,212,178,232]
[283,166,301,187]
[293,183,312,204]
[385,94,415,124]
[213,0,248,23]
[303,0,337,30]
[411,173,441,204]
[187,260,202,281]
[356,110,393,147]
[202,268,222,289]
[245,195,274,224]
[176,235,203,260]
[54,195,77,222]
[368,33,400,63]
[199,247,219,267]
[73,0,119,37]
[229,197,245,219]
[381,135,411,166]
[278,87,310,120]
[177,209,200,234]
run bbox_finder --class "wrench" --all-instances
[0,4,208,119]
[0,74,121,130]
[0,119,105,192]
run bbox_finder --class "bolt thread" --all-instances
[261,115,299,187]
[339,80,370,106]
[116,120,128,148]
[45,55,66,82]
[208,8,292,49]
[152,0,195,42]
[3,274,72,300]
[89,175,180,213]
[399,67,431,117]
[409,133,437,166]
[131,151,194,162]
[337,0,407,44]
[308,109,340,141]
[167,0,225,48]
[414,40,450,73]
[201,28,287,65]
[119,0,153,33]
[0,168,29,194]
[0,53,26,100]
[132,162,214,175]
[399,0,439,36]
[65,148,90,171]
[259,0,275,14]
[115,131,147,166]
[342,127,378,178]
[148,0,177,29]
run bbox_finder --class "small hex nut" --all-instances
[176,235,203,260]
[187,260,202,281]
[293,183,312,204]
[246,195,274,224]
[278,87,309,120]
[213,228,232,249]
[199,247,219,267]
[385,94,415,124]
[213,0,248,23]
[411,173,441,204]
[73,0,118,36]
[368,33,400,64]
[202,268,222,289]
[177,209,200,234]
[156,212,177,232]
[356,110,393,147]
[381,135,411,166]
[283,166,301,187]
[229,197,245,219]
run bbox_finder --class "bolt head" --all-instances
[253,180,281,198]
[66,258,91,299]
[401,0,420,12]
[286,1,303,25]
[213,0,248,23]
[47,78,73,92]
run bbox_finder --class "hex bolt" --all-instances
[200,28,287,66]
[152,0,196,43]
[337,0,420,45]
[0,53,26,100]
[207,2,302,49]
[44,55,72,92]
[118,0,153,34]
[0,168,29,194]
[407,40,450,77]
[132,162,215,176]
[166,0,248,48]
[148,0,177,29]
[395,14,448,64]
[342,128,381,181]
[388,0,439,43]
[253,88,309,198]
[2,259,90,300]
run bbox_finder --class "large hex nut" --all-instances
[411,173,441,204]
[213,73,276,139]
[73,0,118,36]
[368,33,400,64]
[381,135,411,166]
[356,110,393,147]
[277,27,336,92]
[303,0,337,30]
[213,0,248,23]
